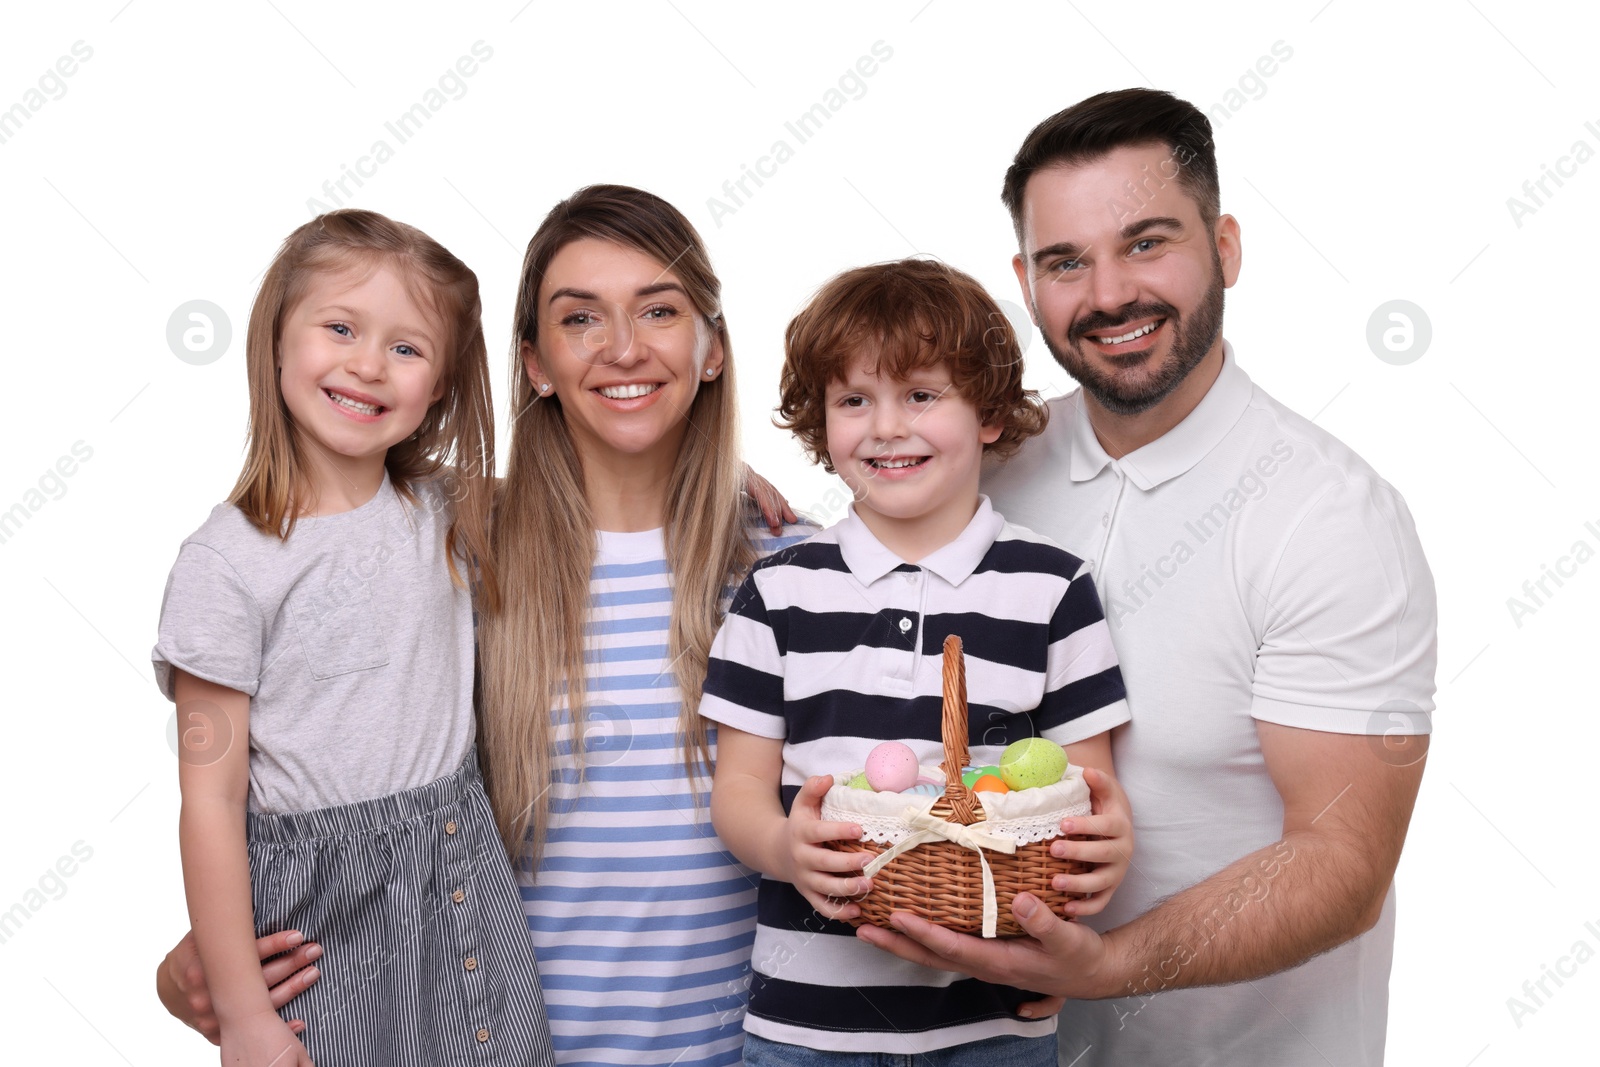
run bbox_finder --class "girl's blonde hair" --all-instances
[478,185,754,869]
[231,209,499,610]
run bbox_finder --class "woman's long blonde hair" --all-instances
[479,185,754,869]
[230,209,499,609]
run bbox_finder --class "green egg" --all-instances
[999,739,1068,791]
[847,772,873,790]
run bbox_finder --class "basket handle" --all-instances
[938,635,981,825]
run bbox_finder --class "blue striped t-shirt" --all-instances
[520,523,811,1067]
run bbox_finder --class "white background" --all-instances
[1,1,1595,1063]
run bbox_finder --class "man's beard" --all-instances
[1037,258,1225,417]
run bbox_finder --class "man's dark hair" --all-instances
[1001,88,1219,242]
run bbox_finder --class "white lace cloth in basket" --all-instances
[820,764,1092,844]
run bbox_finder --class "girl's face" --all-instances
[521,238,723,467]
[278,262,447,481]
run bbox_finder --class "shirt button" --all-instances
[444,820,458,835]
[1102,513,1110,526]
[464,956,478,971]
[898,617,912,633]
[476,1028,490,1043]
[452,888,465,904]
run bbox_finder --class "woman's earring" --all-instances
[539,383,551,393]
[704,368,716,378]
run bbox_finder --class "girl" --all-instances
[154,210,553,1066]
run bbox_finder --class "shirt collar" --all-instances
[1069,340,1254,490]
[836,496,1005,587]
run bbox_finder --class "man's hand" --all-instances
[157,928,320,1044]
[856,892,1110,999]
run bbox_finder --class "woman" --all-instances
[477,185,811,1066]
[157,185,806,1067]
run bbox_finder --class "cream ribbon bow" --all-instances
[860,808,1017,938]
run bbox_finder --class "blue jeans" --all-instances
[743,1033,1058,1067]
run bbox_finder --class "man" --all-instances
[857,89,1436,1066]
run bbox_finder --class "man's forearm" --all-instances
[1096,826,1384,999]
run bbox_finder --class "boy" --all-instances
[701,258,1131,1065]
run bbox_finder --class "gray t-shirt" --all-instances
[153,472,475,813]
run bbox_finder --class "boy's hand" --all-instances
[1049,766,1134,917]
[220,1009,314,1066]
[784,775,874,920]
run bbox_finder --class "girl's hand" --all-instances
[785,775,873,920]
[1050,766,1134,917]
[157,928,320,1044]
[743,465,798,535]
[221,1008,315,1066]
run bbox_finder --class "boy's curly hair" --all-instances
[776,258,1047,473]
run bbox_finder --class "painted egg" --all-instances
[864,741,920,793]
[915,774,943,787]
[962,765,1002,788]
[846,772,873,790]
[902,782,942,797]
[971,774,1010,794]
[999,738,1069,791]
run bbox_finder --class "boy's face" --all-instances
[824,353,1001,554]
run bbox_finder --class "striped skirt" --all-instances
[248,748,554,1066]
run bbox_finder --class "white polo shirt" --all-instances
[984,342,1437,1067]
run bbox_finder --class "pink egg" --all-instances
[915,775,943,787]
[864,741,920,793]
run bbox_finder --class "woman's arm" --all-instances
[710,726,870,920]
[174,670,311,1065]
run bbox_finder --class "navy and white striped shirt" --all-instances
[699,498,1130,1054]
[520,521,812,1067]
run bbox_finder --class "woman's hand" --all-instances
[1051,766,1134,918]
[743,466,798,535]
[157,928,320,1044]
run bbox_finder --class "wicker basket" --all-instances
[821,634,1092,938]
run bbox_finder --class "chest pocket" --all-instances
[285,577,389,679]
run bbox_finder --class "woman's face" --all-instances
[521,238,723,466]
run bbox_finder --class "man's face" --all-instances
[1012,143,1240,416]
